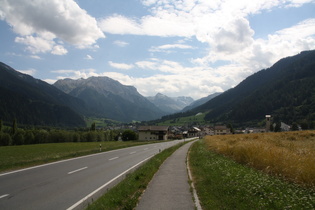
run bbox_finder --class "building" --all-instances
[187,127,201,138]
[138,126,169,141]
[265,115,272,132]
[214,125,230,135]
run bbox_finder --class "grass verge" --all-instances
[189,139,315,209]
[86,142,186,210]
[0,141,160,173]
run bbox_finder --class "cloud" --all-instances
[0,0,104,54]
[51,45,68,55]
[113,40,129,47]
[150,44,194,53]
[51,68,98,79]
[17,68,37,76]
[85,55,93,60]
[109,61,134,70]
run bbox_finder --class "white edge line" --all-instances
[66,155,154,210]
[68,167,88,175]
[109,157,119,161]
[0,194,9,199]
[0,146,150,177]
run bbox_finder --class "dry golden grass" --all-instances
[204,131,315,187]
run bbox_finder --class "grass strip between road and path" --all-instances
[189,139,315,209]
[86,141,187,210]
[0,141,164,173]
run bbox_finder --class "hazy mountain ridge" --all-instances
[147,93,194,114]
[181,92,222,112]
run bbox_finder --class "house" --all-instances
[214,125,230,135]
[138,126,169,141]
[202,126,215,136]
[187,127,201,138]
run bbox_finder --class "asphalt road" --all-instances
[0,140,188,210]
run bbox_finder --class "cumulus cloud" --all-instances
[0,0,104,54]
[109,61,134,70]
[100,0,315,69]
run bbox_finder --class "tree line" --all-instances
[0,119,138,146]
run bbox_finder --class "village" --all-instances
[103,115,296,141]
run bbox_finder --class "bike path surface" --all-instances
[136,140,196,210]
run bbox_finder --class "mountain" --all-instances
[147,93,194,114]
[54,77,165,122]
[181,92,221,112]
[0,62,86,127]
[158,50,315,127]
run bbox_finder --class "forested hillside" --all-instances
[156,50,315,128]
[0,62,86,127]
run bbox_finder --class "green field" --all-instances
[0,141,156,172]
[158,112,207,126]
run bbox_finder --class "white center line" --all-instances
[68,167,88,175]
[109,157,119,161]
[130,151,136,154]
[0,194,9,199]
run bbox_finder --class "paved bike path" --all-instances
[136,140,196,210]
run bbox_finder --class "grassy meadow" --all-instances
[0,141,156,173]
[189,131,315,209]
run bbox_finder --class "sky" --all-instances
[0,0,315,100]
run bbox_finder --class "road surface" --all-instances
[0,140,188,210]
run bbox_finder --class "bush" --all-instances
[122,130,137,141]
[0,133,11,146]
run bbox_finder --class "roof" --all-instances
[138,126,169,131]
[214,125,228,130]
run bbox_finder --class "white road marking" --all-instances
[67,155,154,210]
[109,157,119,161]
[68,167,88,175]
[0,194,9,199]
[0,147,133,177]
[130,151,136,154]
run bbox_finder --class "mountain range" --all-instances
[159,50,315,128]
[146,93,194,114]
[1,49,314,128]
[54,77,166,122]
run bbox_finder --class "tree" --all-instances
[11,119,17,135]
[0,133,11,146]
[0,119,2,132]
[291,122,299,131]
[274,122,281,132]
[90,122,96,131]
[122,130,137,141]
